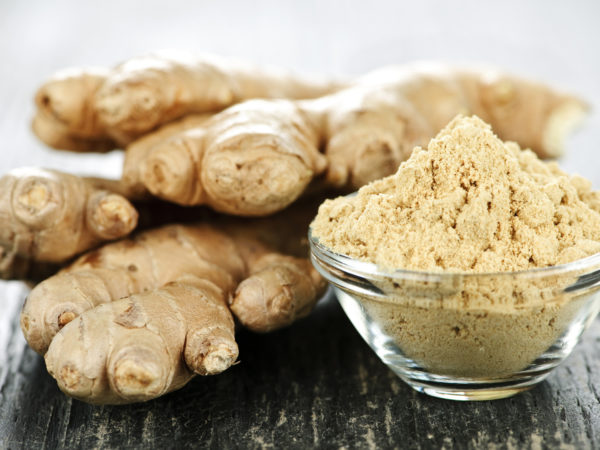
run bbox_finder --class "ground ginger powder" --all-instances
[312,115,600,271]
[311,115,600,377]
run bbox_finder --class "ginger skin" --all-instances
[21,213,326,404]
[32,67,115,152]
[33,51,343,152]
[129,100,326,215]
[44,274,237,405]
[121,63,587,216]
[0,168,138,278]
[122,114,212,198]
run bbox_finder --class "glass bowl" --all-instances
[309,228,600,401]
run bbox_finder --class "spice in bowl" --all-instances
[309,115,600,400]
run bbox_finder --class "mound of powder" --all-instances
[312,115,600,379]
[312,115,600,272]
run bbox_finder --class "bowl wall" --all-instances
[310,232,600,400]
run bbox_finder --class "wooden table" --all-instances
[2,287,599,448]
[1,1,599,448]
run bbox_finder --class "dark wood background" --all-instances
[2,287,600,448]
[1,1,599,448]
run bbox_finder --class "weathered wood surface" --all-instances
[1,1,600,448]
[1,287,599,449]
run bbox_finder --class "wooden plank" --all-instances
[1,288,599,449]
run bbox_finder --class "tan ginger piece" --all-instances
[0,168,138,278]
[126,100,326,215]
[32,67,115,152]
[33,51,343,152]
[21,216,325,404]
[122,63,587,216]
[45,274,237,404]
[122,114,212,198]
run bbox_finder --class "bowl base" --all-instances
[397,373,547,401]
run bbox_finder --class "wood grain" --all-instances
[1,288,599,449]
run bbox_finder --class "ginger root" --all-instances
[126,100,325,215]
[0,168,138,278]
[121,63,587,216]
[21,208,325,404]
[33,51,343,152]
[44,274,237,404]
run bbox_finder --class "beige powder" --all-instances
[311,115,600,377]
[312,115,600,272]
[342,290,589,377]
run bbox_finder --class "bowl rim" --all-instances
[308,227,600,282]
